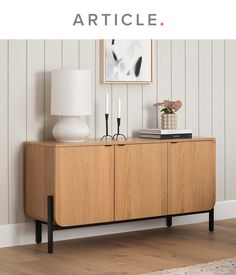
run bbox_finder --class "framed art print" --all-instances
[100,40,152,84]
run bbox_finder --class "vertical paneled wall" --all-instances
[0,39,235,225]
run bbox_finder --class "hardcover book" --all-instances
[139,133,192,139]
[140,128,192,135]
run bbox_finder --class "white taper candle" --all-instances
[117,98,121,118]
[105,93,109,114]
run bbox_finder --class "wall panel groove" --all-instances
[80,40,96,138]
[156,40,159,128]
[27,40,45,141]
[224,40,226,201]
[127,84,142,137]
[186,40,199,136]
[25,41,28,145]
[211,40,213,138]
[112,84,128,137]
[44,40,62,140]
[212,40,225,201]
[143,40,157,129]
[199,40,212,137]
[225,40,236,200]
[95,40,112,139]
[157,40,171,127]
[184,40,187,128]
[8,40,27,223]
[7,40,9,223]
[172,40,185,129]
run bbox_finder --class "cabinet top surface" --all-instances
[25,137,215,147]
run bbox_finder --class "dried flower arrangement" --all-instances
[153,100,182,114]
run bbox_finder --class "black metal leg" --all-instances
[167,216,172,227]
[209,208,214,232]
[35,220,42,244]
[47,196,54,254]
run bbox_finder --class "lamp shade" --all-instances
[51,70,91,116]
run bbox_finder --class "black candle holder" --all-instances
[112,118,127,141]
[100,113,113,141]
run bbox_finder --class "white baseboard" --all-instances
[0,200,236,248]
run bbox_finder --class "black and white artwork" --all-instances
[101,40,152,83]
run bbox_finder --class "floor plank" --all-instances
[0,219,236,275]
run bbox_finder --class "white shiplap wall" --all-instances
[0,39,234,225]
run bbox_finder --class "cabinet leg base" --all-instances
[47,196,54,254]
[35,220,42,244]
[209,208,214,232]
[166,216,172,227]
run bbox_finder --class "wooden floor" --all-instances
[0,219,236,275]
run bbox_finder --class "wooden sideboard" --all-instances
[24,137,216,253]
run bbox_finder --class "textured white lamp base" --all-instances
[52,116,89,142]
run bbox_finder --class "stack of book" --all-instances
[139,129,192,139]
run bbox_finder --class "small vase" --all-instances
[161,113,177,129]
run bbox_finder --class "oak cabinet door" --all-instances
[168,141,215,215]
[115,143,168,221]
[54,146,114,226]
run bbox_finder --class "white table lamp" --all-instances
[51,70,91,142]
